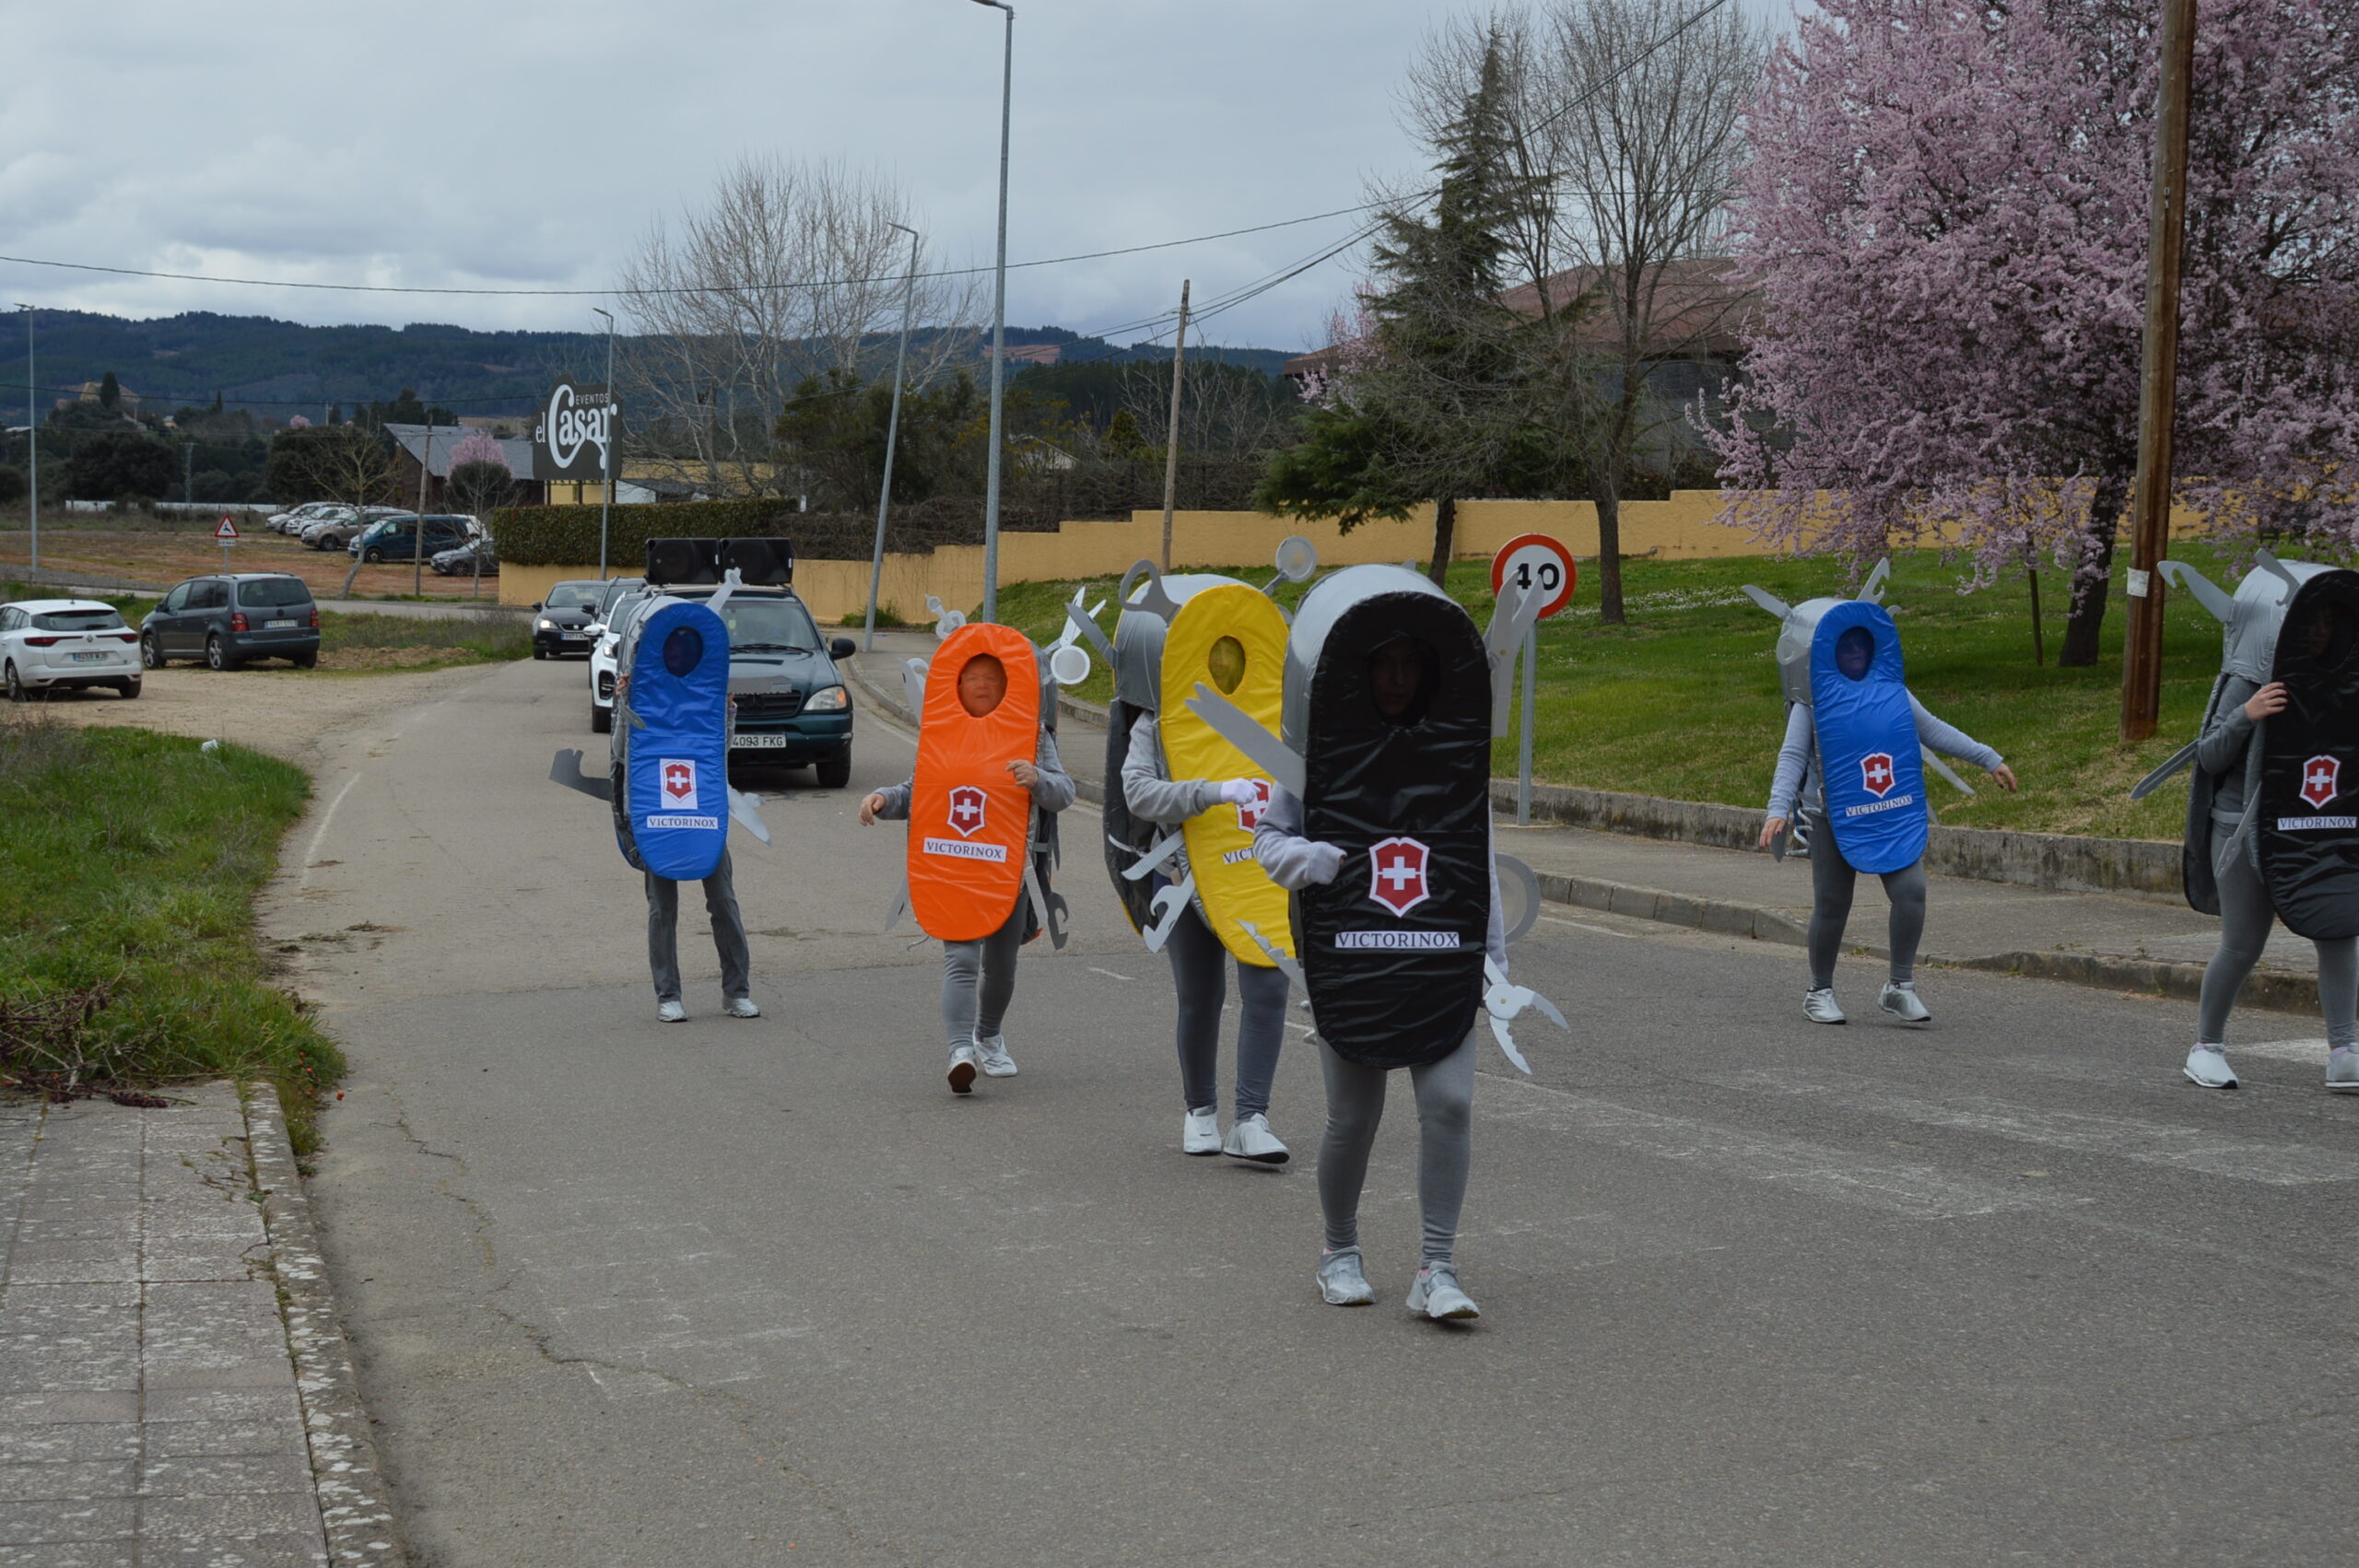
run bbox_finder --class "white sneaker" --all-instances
[1405,1261,1481,1322]
[2330,1047,2359,1094]
[1879,980,1931,1023]
[657,999,687,1024]
[1317,1247,1375,1306]
[2183,1044,2238,1090]
[724,996,761,1019]
[947,1046,980,1095]
[1222,1112,1290,1164]
[1182,1106,1221,1155]
[1803,988,1847,1024]
[976,1035,1017,1077]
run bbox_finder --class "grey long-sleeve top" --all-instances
[1120,714,1225,888]
[1252,785,1507,967]
[871,726,1076,829]
[1766,696,2005,820]
[2194,674,2263,830]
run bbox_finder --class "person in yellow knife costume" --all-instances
[1110,569,1297,1163]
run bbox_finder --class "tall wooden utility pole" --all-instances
[1158,279,1191,571]
[2120,0,2199,742]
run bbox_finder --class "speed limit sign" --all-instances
[1490,532,1578,619]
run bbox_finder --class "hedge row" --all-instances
[491,496,1069,568]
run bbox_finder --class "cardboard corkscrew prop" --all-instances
[2130,551,2359,939]
[1101,545,1308,960]
[1741,561,1977,865]
[1184,563,1563,1073]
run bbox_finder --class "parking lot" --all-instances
[0,522,507,603]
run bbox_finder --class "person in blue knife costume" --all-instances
[615,598,759,1024]
[1757,601,2018,1025]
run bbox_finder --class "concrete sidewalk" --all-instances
[0,1083,400,1567]
[842,638,2318,1015]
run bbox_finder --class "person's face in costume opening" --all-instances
[958,653,1008,718]
[663,625,705,678]
[2301,603,2356,666]
[1835,626,1875,681]
[1207,636,1246,696]
[1367,636,1437,725]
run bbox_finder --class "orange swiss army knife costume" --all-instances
[907,624,1042,942]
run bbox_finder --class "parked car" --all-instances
[141,574,321,671]
[586,586,653,731]
[609,582,856,785]
[349,514,472,565]
[429,538,499,577]
[532,579,608,660]
[269,501,340,535]
[305,506,401,550]
[1,599,142,701]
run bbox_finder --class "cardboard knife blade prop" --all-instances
[1180,684,1305,801]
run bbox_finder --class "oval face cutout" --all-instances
[957,653,1007,718]
[663,625,705,677]
[1834,626,1875,682]
[1208,636,1246,695]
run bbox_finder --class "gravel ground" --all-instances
[5,659,509,768]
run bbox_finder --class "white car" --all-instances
[1,598,143,701]
[268,502,338,535]
[586,583,653,733]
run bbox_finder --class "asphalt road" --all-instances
[276,657,2359,1568]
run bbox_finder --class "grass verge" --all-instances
[2,583,531,673]
[0,717,343,1150]
[990,544,2252,842]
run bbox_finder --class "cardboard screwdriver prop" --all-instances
[1740,561,1978,863]
[2130,551,2359,939]
[546,595,770,874]
[1185,564,1565,1073]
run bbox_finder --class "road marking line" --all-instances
[1475,1075,2056,1220]
[1087,966,1134,982]
[1538,914,1638,939]
[299,773,362,888]
[1733,1067,2359,1187]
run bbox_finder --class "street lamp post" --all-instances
[16,306,36,573]
[865,223,923,650]
[593,307,616,579]
[972,0,1015,624]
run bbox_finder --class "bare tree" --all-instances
[617,158,980,498]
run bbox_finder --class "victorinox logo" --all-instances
[1860,752,1897,799]
[1367,836,1432,918]
[947,785,988,838]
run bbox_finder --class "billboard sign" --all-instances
[533,380,617,483]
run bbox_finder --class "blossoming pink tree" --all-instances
[1711,0,2359,664]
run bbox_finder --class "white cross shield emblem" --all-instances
[947,785,988,838]
[1367,836,1432,918]
[660,758,698,808]
[1860,752,1897,799]
[2301,754,2342,811]
[1236,778,1273,832]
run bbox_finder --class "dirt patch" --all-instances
[8,661,502,768]
[319,646,498,672]
[1,528,502,602]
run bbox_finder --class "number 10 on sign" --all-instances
[1490,534,1579,825]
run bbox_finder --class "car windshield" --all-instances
[548,583,604,610]
[238,579,312,608]
[713,597,821,652]
[33,608,125,632]
[597,579,644,615]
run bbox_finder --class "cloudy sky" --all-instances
[1,1,1782,352]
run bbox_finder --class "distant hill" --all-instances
[8,310,1303,425]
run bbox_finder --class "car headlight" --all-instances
[804,685,850,713]
[537,618,555,630]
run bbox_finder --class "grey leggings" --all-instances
[2197,833,2359,1047]
[943,900,1027,1057]
[645,849,751,1003]
[1809,837,1928,990]
[1316,1036,1476,1265]
[1165,903,1289,1118]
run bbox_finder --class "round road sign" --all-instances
[1490,532,1577,619]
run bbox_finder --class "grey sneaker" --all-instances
[2183,1044,2238,1090]
[1317,1247,1375,1306]
[657,999,687,1024]
[724,996,761,1019]
[1405,1261,1481,1322]
[1879,980,1931,1023]
[1182,1106,1221,1155]
[1803,988,1847,1025]
[947,1046,980,1095]
[1222,1112,1290,1164]
[976,1035,1017,1077]
[2327,1046,2359,1094]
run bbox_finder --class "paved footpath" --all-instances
[0,1083,398,1568]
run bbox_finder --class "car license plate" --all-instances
[560,632,586,641]
[731,734,790,749]
[267,618,297,629]
[69,651,108,663]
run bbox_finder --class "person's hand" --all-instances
[1759,815,1789,850]
[1305,841,1345,884]
[1008,759,1041,789]
[1217,778,1262,807]
[2245,682,2290,721]
[1990,763,2020,792]
[859,791,887,825]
